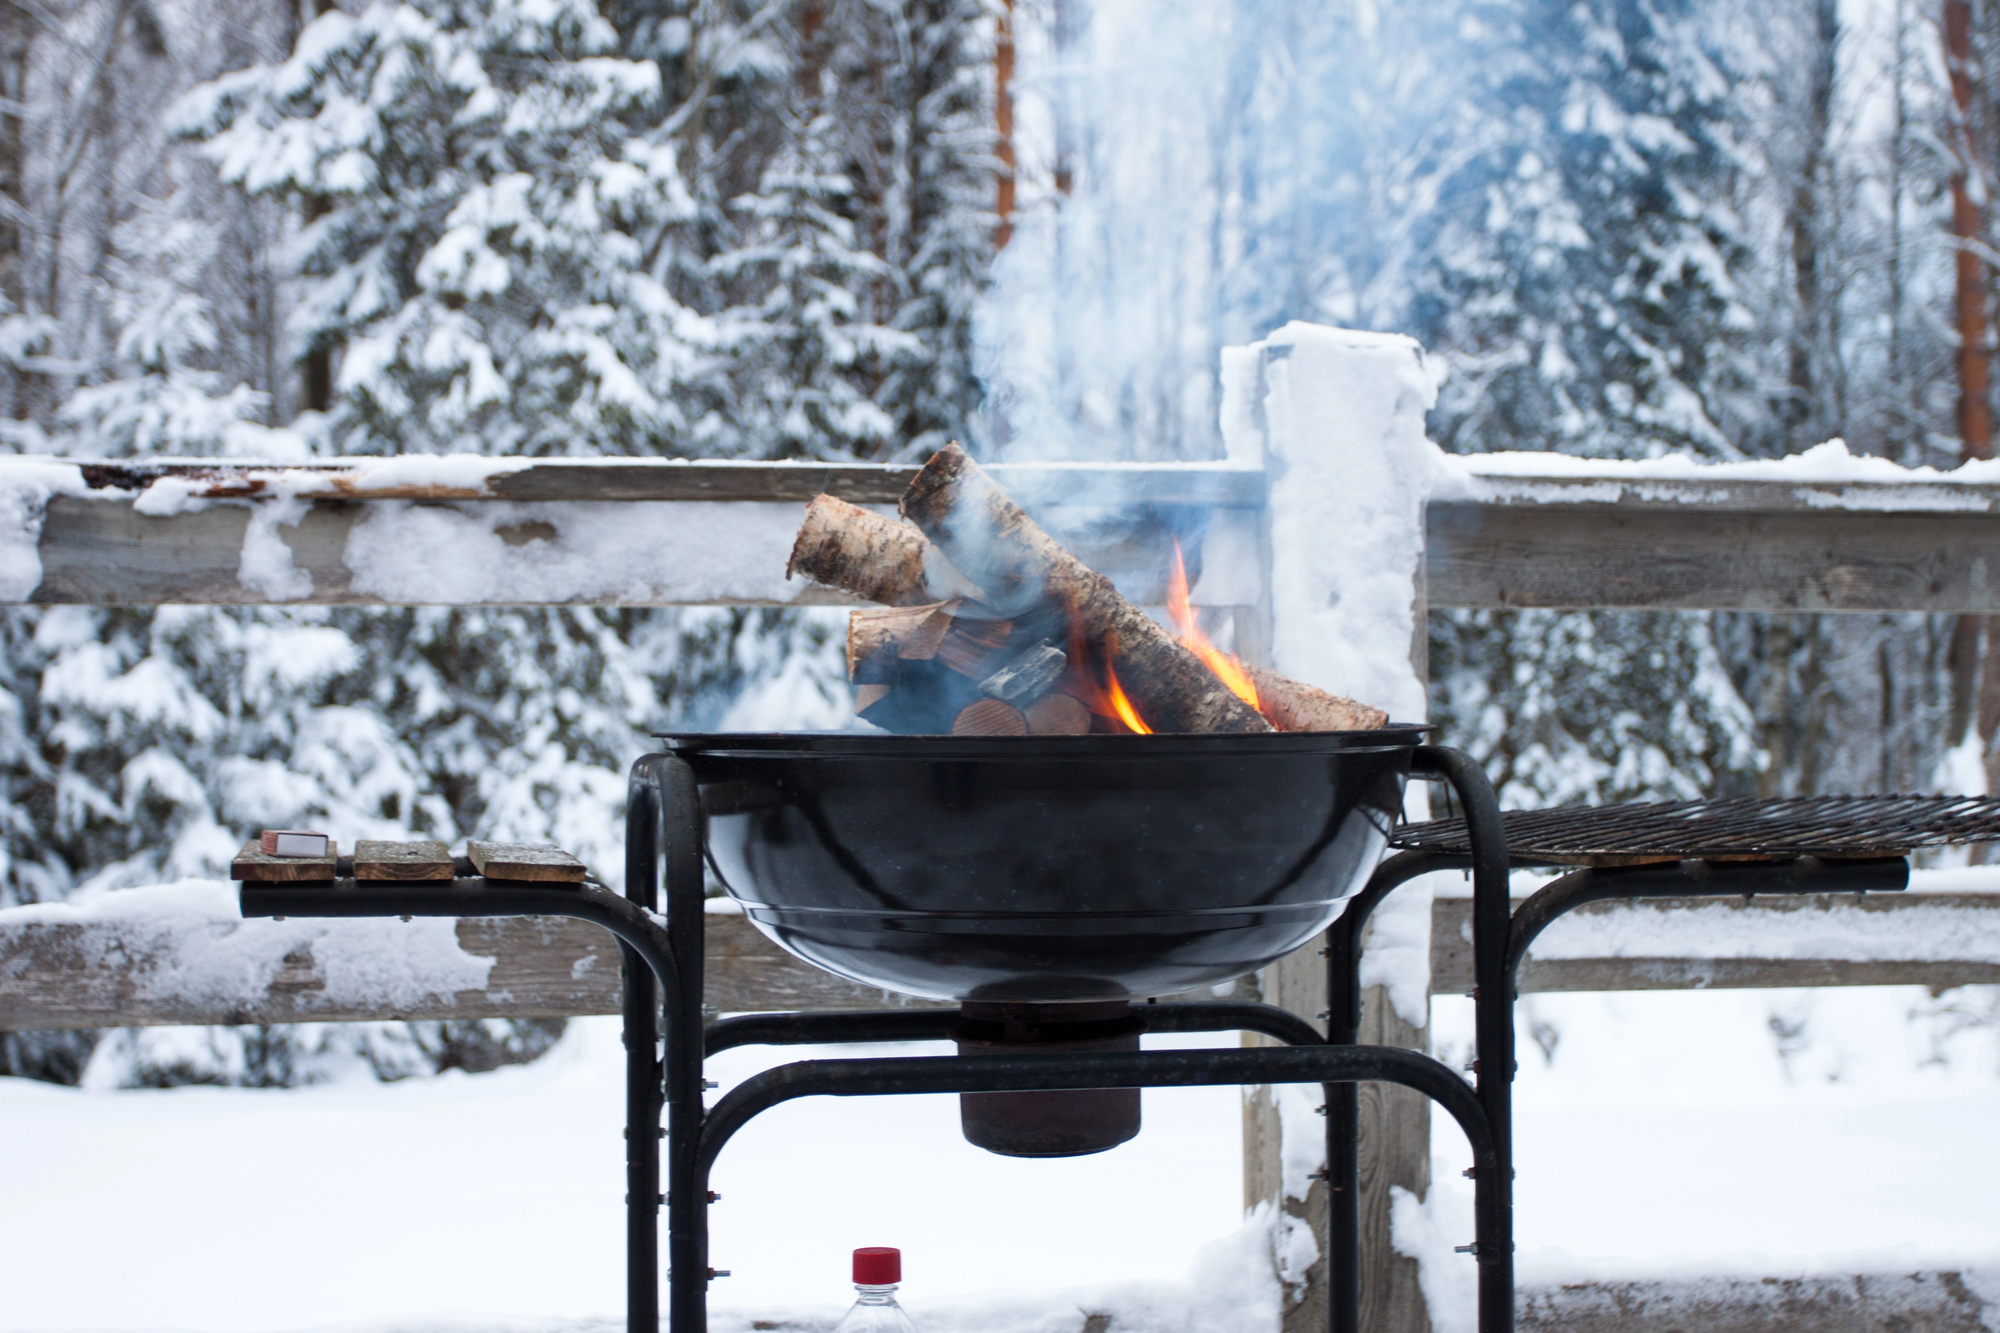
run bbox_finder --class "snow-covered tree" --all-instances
[709,97,910,458]
[1414,0,1762,461]
[835,0,995,459]
[177,0,713,457]
[57,187,296,458]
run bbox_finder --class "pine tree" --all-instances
[841,0,994,459]
[1414,0,1761,461]
[1409,0,1771,808]
[57,186,296,458]
[709,90,910,458]
[176,0,713,457]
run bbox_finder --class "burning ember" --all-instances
[787,444,1387,737]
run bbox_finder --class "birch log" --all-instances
[900,444,1272,735]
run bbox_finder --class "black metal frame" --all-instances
[1322,808,1915,1333]
[240,743,1523,1333]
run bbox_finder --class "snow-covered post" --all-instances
[1222,323,1441,1333]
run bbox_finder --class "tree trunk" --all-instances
[995,0,1016,248]
[1946,0,1992,462]
[1784,0,1839,446]
[1946,0,1997,826]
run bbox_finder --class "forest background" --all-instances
[0,0,1993,1088]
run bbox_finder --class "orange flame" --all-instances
[1103,662,1152,734]
[1168,540,1261,713]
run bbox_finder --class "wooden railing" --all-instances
[16,456,2000,612]
[7,889,1996,1031]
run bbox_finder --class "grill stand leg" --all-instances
[630,755,708,1333]
[1325,746,1512,1333]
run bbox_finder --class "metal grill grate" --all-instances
[1392,794,2000,866]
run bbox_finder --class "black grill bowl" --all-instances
[662,728,1423,1003]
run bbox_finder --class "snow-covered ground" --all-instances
[0,1023,1258,1333]
[11,981,2000,1333]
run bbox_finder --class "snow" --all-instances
[1937,733,1991,797]
[0,459,93,600]
[1446,438,2000,510]
[1523,893,2000,964]
[330,454,535,492]
[237,492,316,600]
[1429,985,2000,1279]
[1274,1079,1329,1203]
[16,991,2000,1333]
[1,1019,1265,1333]
[341,500,807,605]
[0,880,494,1014]
[1223,322,1441,732]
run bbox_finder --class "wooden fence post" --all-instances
[1242,949,1431,1333]
[1225,323,1442,1332]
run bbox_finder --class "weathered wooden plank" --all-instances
[9,892,1999,1033]
[30,495,831,607]
[1460,469,2000,515]
[229,839,337,882]
[27,493,1260,608]
[1430,892,2000,994]
[0,908,938,1031]
[65,458,1269,508]
[352,839,453,881]
[1428,502,2000,613]
[466,840,585,883]
[1517,1270,1998,1332]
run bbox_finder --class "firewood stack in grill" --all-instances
[788,444,1387,736]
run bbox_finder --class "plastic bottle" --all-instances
[832,1247,917,1332]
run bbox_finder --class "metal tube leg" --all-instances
[624,762,667,1333]
[1325,1076,1358,1333]
[622,941,662,1333]
[649,756,708,1333]
[1414,747,1514,1333]
[1326,909,1362,1333]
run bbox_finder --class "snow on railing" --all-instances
[0,453,1267,608]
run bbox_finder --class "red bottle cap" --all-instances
[852,1247,901,1284]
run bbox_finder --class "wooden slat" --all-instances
[0,910,938,1031]
[32,465,2000,613]
[27,493,1259,608]
[465,840,586,883]
[1518,1270,1997,1332]
[1428,502,2000,613]
[30,496,827,607]
[1460,470,2000,515]
[6,893,1997,1032]
[1430,892,2000,995]
[229,838,337,882]
[353,840,453,881]
[65,459,1268,507]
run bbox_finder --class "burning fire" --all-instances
[1102,663,1152,735]
[1168,540,1261,713]
[1059,542,1266,735]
